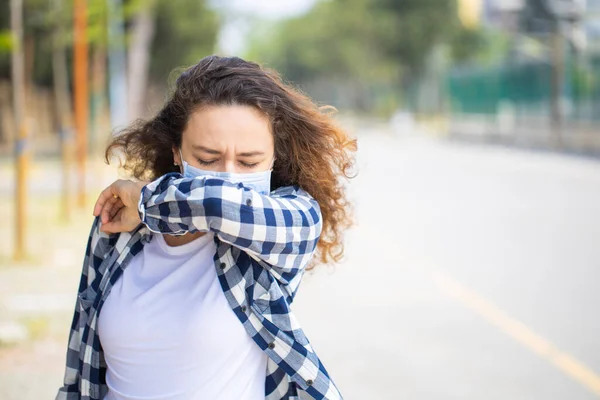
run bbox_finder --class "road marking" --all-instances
[433,271,600,397]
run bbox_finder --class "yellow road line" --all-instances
[433,271,600,397]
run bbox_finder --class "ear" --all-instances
[172,146,181,166]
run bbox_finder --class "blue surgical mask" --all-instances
[179,149,274,195]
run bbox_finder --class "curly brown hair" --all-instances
[105,55,357,267]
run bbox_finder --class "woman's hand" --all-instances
[93,179,149,233]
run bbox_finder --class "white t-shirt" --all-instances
[97,232,268,400]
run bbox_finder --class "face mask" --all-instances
[179,149,274,195]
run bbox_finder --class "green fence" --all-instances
[445,55,600,121]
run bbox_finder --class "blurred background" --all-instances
[1,0,599,399]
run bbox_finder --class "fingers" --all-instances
[93,183,117,217]
[94,179,131,217]
[93,179,145,231]
[100,205,124,233]
[109,198,124,221]
[99,207,140,234]
[100,220,120,234]
[101,196,121,224]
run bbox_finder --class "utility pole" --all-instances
[548,0,584,149]
[52,0,73,222]
[11,0,27,261]
[550,20,566,149]
[73,0,89,208]
[522,0,582,149]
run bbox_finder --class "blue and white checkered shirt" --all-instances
[56,173,344,400]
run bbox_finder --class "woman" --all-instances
[56,55,356,400]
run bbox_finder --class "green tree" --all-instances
[246,0,467,112]
[368,0,460,72]
[248,0,464,79]
[0,0,219,86]
[520,0,556,34]
[150,0,219,83]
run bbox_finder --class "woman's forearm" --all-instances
[138,173,322,277]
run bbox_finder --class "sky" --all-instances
[213,0,318,19]
[210,0,318,55]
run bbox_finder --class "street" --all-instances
[293,132,600,399]
[4,0,600,397]
[1,130,599,399]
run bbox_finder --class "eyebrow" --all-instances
[237,151,265,157]
[191,145,221,155]
[191,144,265,157]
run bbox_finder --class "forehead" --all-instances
[183,105,273,150]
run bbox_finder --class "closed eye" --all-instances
[239,161,260,169]
[197,158,218,166]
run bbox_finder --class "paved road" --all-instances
[293,133,600,399]
[1,131,599,399]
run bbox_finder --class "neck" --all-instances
[162,231,205,247]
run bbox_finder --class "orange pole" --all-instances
[73,0,88,208]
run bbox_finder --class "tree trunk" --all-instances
[127,5,156,120]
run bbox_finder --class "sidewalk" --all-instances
[0,158,119,399]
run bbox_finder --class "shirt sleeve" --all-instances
[56,216,112,399]
[137,173,322,285]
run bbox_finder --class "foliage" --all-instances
[368,0,460,73]
[571,61,598,99]
[150,0,219,83]
[0,31,11,53]
[520,0,557,34]
[247,0,396,83]
[0,1,12,77]
[247,0,463,85]
[0,0,219,85]
[449,27,486,63]
[245,0,473,113]
[87,0,109,47]
[449,27,514,66]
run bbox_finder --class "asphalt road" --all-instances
[294,133,600,400]
[1,130,599,400]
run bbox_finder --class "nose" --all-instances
[223,158,237,173]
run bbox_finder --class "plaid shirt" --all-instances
[56,173,344,400]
